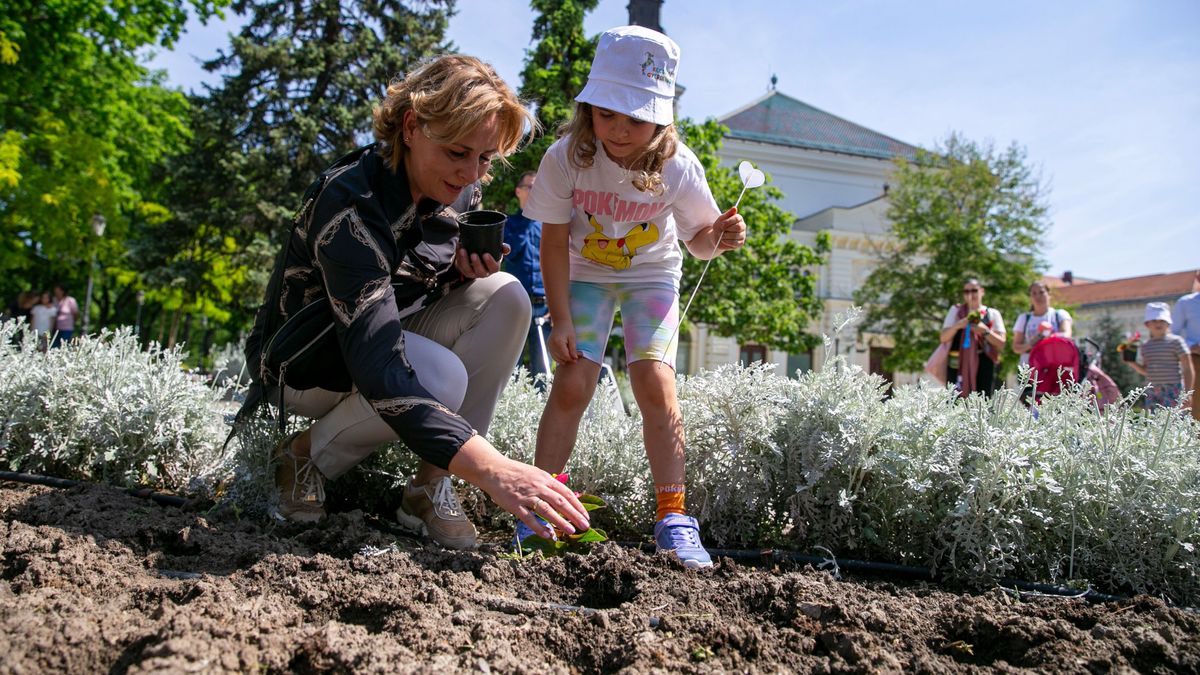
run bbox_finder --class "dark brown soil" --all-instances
[2,481,1197,673]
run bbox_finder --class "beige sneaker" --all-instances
[272,433,326,523]
[395,477,478,549]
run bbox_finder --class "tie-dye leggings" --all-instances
[567,280,679,368]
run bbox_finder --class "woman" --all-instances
[939,278,1007,397]
[1012,281,1073,368]
[29,291,58,351]
[242,55,588,548]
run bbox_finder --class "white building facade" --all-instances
[680,91,921,387]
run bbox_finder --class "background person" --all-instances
[939,278,1006,397]
[1125,302,1193,412]
[29,291,57,351]
[51,284,78,347]
[1012,281,1073,367]
[520,26,747,568]
[242,54,588,549]
[4,290,37,323]
[1172,270,1200,420]
[503,170,549,381]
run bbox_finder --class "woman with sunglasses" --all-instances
[938,278,1007,397]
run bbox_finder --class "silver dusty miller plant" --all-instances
[0,322,231,495]
[8,313,1196,603]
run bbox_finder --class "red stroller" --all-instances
[1028,336,1120,410]
[1028,335,1080,402]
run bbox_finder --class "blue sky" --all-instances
[150,0,1199,282]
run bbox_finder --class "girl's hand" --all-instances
[970,321,989,335]
[455,243,510,279]
[548,321,581,364]
[711,207,746,253]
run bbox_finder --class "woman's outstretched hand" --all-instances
[448,435,590,539]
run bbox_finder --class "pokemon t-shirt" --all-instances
[524,135,720,288]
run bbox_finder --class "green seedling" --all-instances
[514,493,609,558]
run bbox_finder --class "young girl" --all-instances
[1125,302,1193,411]
[520,25,746,568]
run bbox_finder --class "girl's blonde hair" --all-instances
[372,55,537,184]
[561,103,677,195]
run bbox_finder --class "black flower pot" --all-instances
[456,210,506,260]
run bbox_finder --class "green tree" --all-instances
[0,0,226,312]
[133,95,277,348]
[199,0,456,245]
[491,3,826,352]
[678,118,829,353]
[854,133,1049,374]
[484,0,598,212]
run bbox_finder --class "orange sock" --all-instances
[655,484,686,521]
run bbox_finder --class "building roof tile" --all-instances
[1054,270,1197,307]
[719,91,920,161]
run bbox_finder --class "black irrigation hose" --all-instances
[0,470,189,508]
[617,540,1144,606]
[705,546,937,580]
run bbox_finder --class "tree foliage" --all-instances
[199,0,456,244]
[1081,310,1144,398]
[0,0,226,308]
[678,119,829,353]
[483,0,598,212]
[491,3,826,352]
[854,133,1050,374]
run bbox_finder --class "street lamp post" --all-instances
[134,290,146,338]
[82,213,106,335]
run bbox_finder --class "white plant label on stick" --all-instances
[662,160,765,363]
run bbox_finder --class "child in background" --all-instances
[28,291,57,351]
[1124,302,1193,411]
[519,25,746,567]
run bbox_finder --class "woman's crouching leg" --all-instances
[404,272,530,436]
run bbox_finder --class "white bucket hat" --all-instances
[1144,301,1172,324]
[575,25,680,126]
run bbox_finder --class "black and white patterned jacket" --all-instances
[245,144,482,469]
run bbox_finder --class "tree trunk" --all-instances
[167,307,182,349]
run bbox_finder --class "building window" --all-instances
[739,344,767,366]
[787,350,813,378]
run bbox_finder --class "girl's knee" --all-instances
[548,366,600,411]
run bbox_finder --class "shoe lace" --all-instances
[665,522,702,550]
[431,477,464,518]
[293,457,326,504]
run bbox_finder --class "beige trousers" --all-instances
[284,273,530,479]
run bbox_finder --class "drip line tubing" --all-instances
[616,540,1143,606]
[0,470,189,508]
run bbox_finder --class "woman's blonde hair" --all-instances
[561,103,677,195]
[372,55,537,183]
